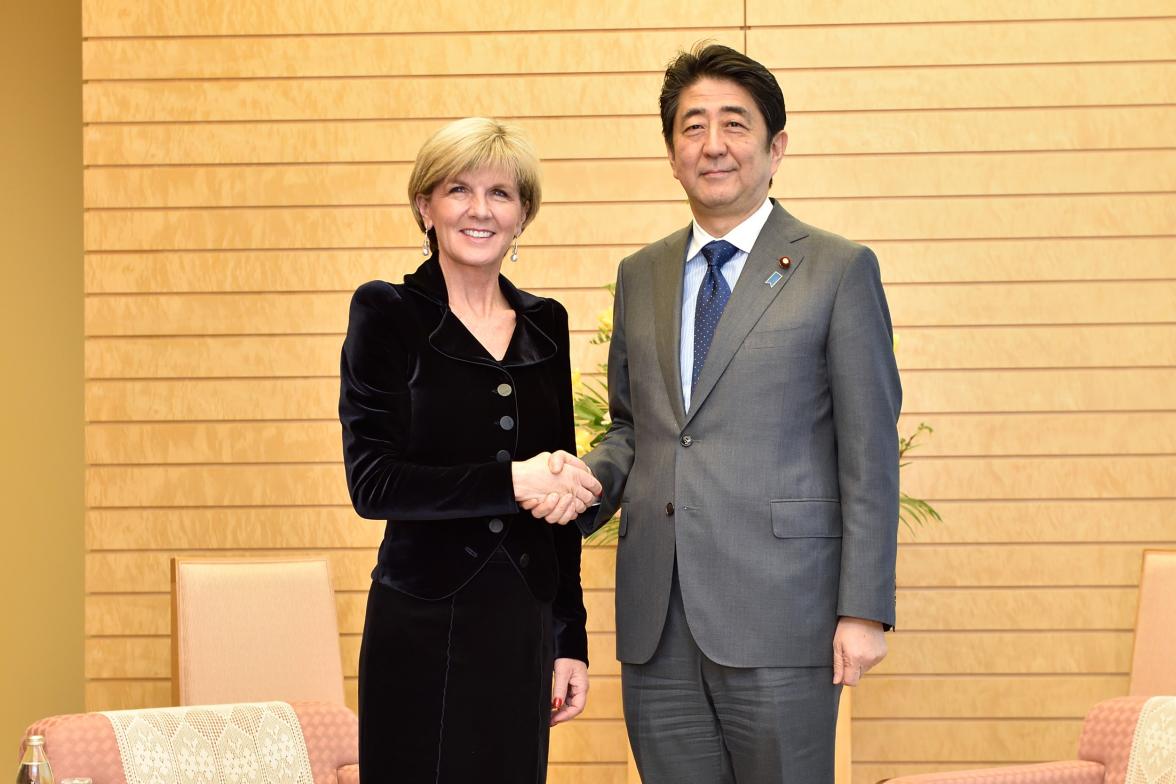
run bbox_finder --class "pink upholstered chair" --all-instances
[20,701,359,784]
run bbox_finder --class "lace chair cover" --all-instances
[100,702,314,784]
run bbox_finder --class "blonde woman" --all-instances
[339,118,596,782]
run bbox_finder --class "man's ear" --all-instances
[769,130,788,173]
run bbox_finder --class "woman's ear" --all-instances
[415,193,432,229]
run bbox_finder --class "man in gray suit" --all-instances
[530,44,901,782]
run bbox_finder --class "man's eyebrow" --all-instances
[679,105,752,123]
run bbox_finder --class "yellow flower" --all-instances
[575,427,593,457]
[571,369,583,390]
[597,308,613,333]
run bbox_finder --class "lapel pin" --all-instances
[765,271,783,288]
[778,256,792,269]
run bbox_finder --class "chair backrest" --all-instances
[21,700,357,784]
[1129,549,1176,696]
[172,556,345,705]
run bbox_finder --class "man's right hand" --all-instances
[518,450,598,525]
[512,451,601,525]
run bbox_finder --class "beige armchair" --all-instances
[1128,549,1176,696]
[171,556,346,706]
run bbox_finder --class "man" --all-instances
[531,44,901,782]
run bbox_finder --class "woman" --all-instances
[339,117,597,782]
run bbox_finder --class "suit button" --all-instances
[496,383,513,397]
[519,553,531,567]
[680,435,693,447]
[665,502,675,516]
[488,518,504,534]
[498,415,515,431]
[495,449,511,462]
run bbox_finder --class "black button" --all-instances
[496,383,513,397]
[680,435,693,447]
[495,449,511,462]
[519,553,531,567]
[499,415,515,431]
[665,502,675,516]
[488,518,504,534]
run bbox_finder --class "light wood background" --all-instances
[81,2,1175,782]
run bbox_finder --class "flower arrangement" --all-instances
[573,287,940,543]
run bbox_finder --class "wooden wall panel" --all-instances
[84,29,745,79]
[82,107,1176,166]
[750,19,1176,67]
[82,2,1175,781]
[747,1,1175,25]
[83,0,741,36]
[81,237,1174,296]
[82,150,1176,209]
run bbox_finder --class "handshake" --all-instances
[512,451,602,525]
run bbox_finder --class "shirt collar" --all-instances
[686,197,774,261]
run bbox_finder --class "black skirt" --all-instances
[358,548,555,783]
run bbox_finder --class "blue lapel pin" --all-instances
[765,271,783,288]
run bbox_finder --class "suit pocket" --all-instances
[744,326,805,349]
[770,499,842,538]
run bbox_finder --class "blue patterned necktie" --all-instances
[692,239,740,390]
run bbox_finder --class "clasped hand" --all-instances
[512,451,601,525]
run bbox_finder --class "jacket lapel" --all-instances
[684,204,810,427]
[404,256,557,369]
[653,226,691,428]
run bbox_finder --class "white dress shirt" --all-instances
[679,197,775,411]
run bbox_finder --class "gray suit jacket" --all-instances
[582,202,902,667]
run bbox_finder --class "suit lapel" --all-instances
[653,226,691,428]
[684,204,810,427]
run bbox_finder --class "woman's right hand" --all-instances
[512,452,601,524]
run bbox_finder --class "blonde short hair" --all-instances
[408,118,542,242]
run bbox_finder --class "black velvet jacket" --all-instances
[339,257,588,663]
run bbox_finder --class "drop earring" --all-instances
[510,236,519,263]
[421,231,431,257]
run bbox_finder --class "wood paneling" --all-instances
[83,107,1176,166]
[82,64,1176,123]
[852,719,1086,763]
[749,19,1176,67]
[83,195,1176,252]
[84,413,1176,464]
[83,0,740,36]
[83,282,1176,336]
[83,150,1176,209]
[81,237,1175,296]
[80,3,1176,781]
[84,29,745,80]
[83,368,1176,423]
[854,676,1130,718]
[747,1,1175,25]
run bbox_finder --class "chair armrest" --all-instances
[883,760,1105,783]
[1076,695,1148,771]
[289,701,358,783]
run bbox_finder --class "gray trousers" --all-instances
[622,568,841,783]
